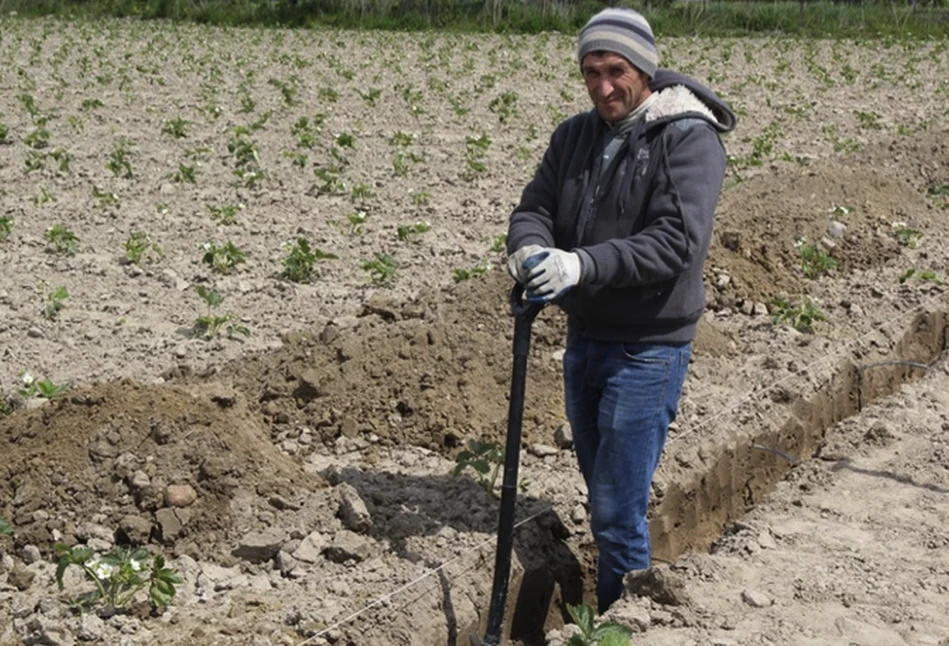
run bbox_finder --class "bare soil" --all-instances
[0,19,948,646]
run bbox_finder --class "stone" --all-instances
[324,530,373,563]
[528,443,558,458]
[128,470,151,491]
[291,531,327,564]
[753,302,769,317]
[624,565,691,606]
[233,528,286,563]
[118,515,153,545]
[77,613,106,642]
[20,544,42,564]
[571,504,586,524]
[606,603,650,632]
[27,616,76,646]
[741,588,773,608]
[155,507,191,541]
[9,565,35,591]
[76,522,113,545]
[165,484,198,508]
[757,530,777,550]
[554,423,573,449]
[337,483,372,533]
[828,220,847,239]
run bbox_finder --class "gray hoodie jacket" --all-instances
[507,70,737,343]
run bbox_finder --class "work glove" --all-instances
[507,244,544,284]
[524,248,581,303]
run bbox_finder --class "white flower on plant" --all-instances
[202,242,212,251]
[84,557,115,580]
[891,221,907,229]
[21,372,34,386]
[130,558,145,572]
[794,237,807,248]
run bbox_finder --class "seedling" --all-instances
[491,233,507,254]
[92,187,120,207]
[770,297,825,333]
[49,148,73,172]
[0,122,9,143]
[0,216,12,242]
[900,268,942,284]
[392,152,410,177]
[351,183,373,199]
[410,190,431,207]
[390,131,416,147]
[55,545,182,611]
[32,186,56,206]
[891,221,923,248]
[361,253,397,286]
[452,264,487,283]
[44,225,79,256]
[335,132,355,149]
[191,286,249,339]
[207,203,243,225]
[162,117,189,138]
[796,240,837,279]
[23,126,50,149]
[314,167,344,195]
[828,205,854,217]
[488,90,518,123]
[453,439,504,496]
[18,373,71,399]
[174,163,197,184]
[201,241,246,274]
[41,285,69,320]
[281,237,337,284]
[347,210,369,235]
[397,221,431,242]
[0,518,11,534]
[565,603,632,646]
[107,140,134,178]
[124,232,162,266]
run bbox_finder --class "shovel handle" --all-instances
[510,283,543,324]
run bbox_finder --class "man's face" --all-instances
[581,52,650,124]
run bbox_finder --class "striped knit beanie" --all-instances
[577,8,658,78]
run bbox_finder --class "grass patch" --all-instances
[1,1,948,38]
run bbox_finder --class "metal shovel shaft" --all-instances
[473,286,542,646]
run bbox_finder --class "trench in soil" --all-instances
[467,309,949,646]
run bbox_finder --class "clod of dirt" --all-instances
[623,565,692,607]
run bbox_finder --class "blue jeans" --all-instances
[563,332,691,613]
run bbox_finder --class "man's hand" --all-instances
[524,249,581,303]
[507,244,544,284]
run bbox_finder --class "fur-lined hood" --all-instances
[644,69,737,134]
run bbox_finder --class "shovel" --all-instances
[471,283,544,646]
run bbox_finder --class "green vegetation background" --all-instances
[1,0,948,37]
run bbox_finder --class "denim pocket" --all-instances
[619,342,674,364]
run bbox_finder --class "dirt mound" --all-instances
[178,267,736,459]
[0,382,325,561]
[708,135,944,305]
[184,269,569,456]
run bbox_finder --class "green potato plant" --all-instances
[18,373,71,399]
[44,225,79,256]
[770,297,826,333]
[0,216,13,242]
[361,253,397,287]
[281,238,337,283]
[565,603,632,646]
[453,439,504,496]
[201,241,246,274]
[124,231,162,266]
[55,544,182,611]
[41,285,69,320]
[191,286,249,340]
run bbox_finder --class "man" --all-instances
[506,8,736,613]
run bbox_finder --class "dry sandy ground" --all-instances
[0,17,948,646]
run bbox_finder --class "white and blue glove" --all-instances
[524,249,581,303]
[507,244,544,284]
